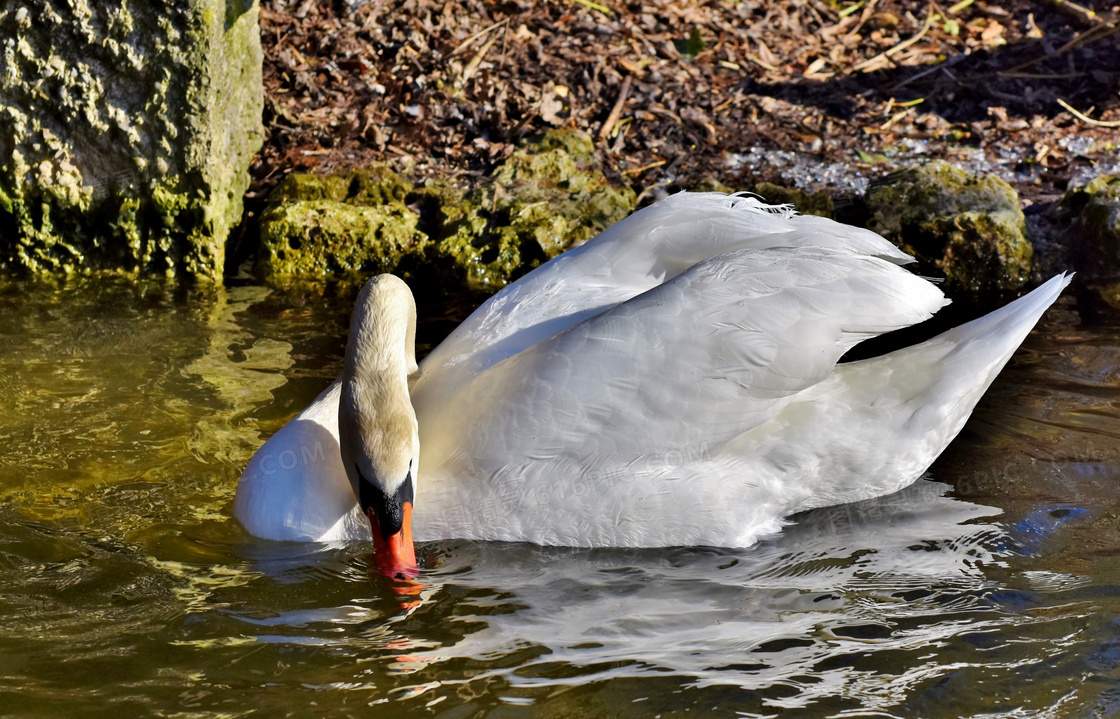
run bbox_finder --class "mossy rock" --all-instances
[751,182,834,218]
[433,130,634,289]
[422,182,528,290]
[517,129,598,165]
[266,169,413,207]
[256,132,635,290]
[257,169,428,280]
[689,177,735,195]
[0,0,262,279]
[865,161,1032,306]
[258,201,427,278]
[1059,175,1120,312]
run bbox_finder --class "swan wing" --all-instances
[414,246,946,530]
[234,381,370,542]
[412,193,914,400]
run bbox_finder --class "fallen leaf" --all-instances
[857,149,890,164]
[673,28,706,59]
[981,20,1005,45]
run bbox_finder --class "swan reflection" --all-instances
[229,479,1020,706]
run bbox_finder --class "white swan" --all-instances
[234,192,1070,575]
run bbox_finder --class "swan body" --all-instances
[235,192,1070,553]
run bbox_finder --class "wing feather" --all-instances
[411,193,913,406]
[418,247,945,489]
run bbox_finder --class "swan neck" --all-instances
[339,275,419,498]
[344,277,418,389]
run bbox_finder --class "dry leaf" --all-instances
[980,20,1005,45]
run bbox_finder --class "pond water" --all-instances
[2,278,1120,717]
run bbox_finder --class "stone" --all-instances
[689,177,735,195]
[864,161,1033,306]
[0,0,263,279]
[433,130,635,289]
[751,182,834,218]
[256,131,636,291]
[256,169,428,279]
[1060,175,1120,312]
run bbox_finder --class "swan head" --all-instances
[339,275,420,578]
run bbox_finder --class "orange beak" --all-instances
[369,502,418,579]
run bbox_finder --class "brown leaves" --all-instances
[254,0,1120,202]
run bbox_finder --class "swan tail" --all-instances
[841,272,1070,496]
[733,274,1071,521]
[874,272,1072,399]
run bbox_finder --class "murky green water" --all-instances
[2,278,1120,717]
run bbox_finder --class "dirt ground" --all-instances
[253,0,1120,208]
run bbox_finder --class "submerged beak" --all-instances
[359,470,418,578]
[367,502,417,578]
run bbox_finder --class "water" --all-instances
[2,278,1120,717]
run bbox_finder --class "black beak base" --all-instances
[357,467,414,539]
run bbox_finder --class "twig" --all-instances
[999,71,1085,79]
[1048,0,1100,28]
[839,0,870,19]
[622,159,667,175]
[887,53,966,91]
[881,107,914,130]
[447,18,509,59]
[361,0,388,29]
[599,75,633,141]
[807,0,840,22]
[571,0,612,13]
[1057,98,1120,127]
[843,0,881,39]
[455,33,500,90]
[498,17,509,72]
[1001,22,1118,75]
[849,6,936,73]
[744,52,781,72]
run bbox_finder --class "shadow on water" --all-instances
[1,279,1120,715]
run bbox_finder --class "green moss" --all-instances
[1063,174,1120,276]
[689,177,735,194]
[258,200,427,278]
[265,174,351,205]
[434,130,635,289]
[518,129,598,165]
[257,131,636,291]
[267,168,414,207]
[429,184,535,289]
[257,168,429,280]
[939,211,1034,296]
[0,0,263,279]
[865,160,1032,306]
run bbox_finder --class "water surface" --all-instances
[1,278,1119,717]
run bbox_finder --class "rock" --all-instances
[256,169,428,279]
[257,130,635,291]
[0,1,263,279]
[864,161,1033,306]
[688,177,735,195]
[1060,174,1120,312]
[434,130,635,289]
[751,182,834,218]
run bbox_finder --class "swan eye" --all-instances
[356,465,415,539]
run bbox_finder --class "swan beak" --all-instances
[358,472,418,578]
[368,502,417,579]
